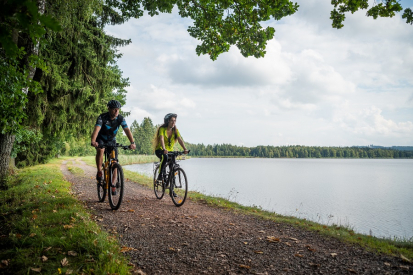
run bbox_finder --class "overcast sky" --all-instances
[105,0,413,147]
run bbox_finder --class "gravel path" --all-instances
[61,159,412,274]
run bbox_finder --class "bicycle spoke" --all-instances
[97,179,106,202]
[153,165,165,199]
[170,168,188,207]
[108,163,124,210]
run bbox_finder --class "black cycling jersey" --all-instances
[95,112,128,142]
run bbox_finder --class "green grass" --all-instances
[118,155,158,165]
[123,169,413,261]
[79,155,158,167]
[78,156,95,167]
[67,165,85,176]
[0,160,131,275]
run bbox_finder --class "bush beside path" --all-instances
[61,159,412,274]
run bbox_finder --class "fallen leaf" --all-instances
[331,253,338,258]
[16,234,22,239]
[400,265,410,271]
[65,269,73,275]
[41,255,48,262]
[290,237,298,241]
[63,225,73,229]
[295,253,303,258]
[239,264,251,269]
[44,247,52,251]
[266,236,280,243]
[30,267,41,272]
[285,242,292,247]
[32,214,38,220]
[120,246,135,253]
[347,268,357,273]
[306,245,316,252]
[0,259,9,268]
[30,233,36,237]
[400,254,411,263]
[243,242,248,245]
[254,251,263,254]
[168,247,175,251]
[61,257,68,267]
[67,251,77,256]
[309,263,320,268]
[128,209,135,212]
[93,239,98,246]
[258,230,265,233]
[384,262,391,266]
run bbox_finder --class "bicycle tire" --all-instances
[170,167,188,207]
[97,179,106,202]
[108,162,124,210]
[97,165,106,202]
[153,165,165,199]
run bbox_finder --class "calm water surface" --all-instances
[124,158,413,239]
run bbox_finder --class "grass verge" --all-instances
[122,168,413,261]
[0,159,131,275]
[80,155,158,167]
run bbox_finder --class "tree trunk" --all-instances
[0,133,16,188]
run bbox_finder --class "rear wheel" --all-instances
[153,165,165,199]
[108,163,124,210]
[97,179,106,202]
[170,168,188,207]
[97,166,106,202]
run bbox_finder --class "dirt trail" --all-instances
[61,159,411,274]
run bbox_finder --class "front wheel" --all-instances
[108,163,124,210]
[153,165,165,199]
[170,168,188,207]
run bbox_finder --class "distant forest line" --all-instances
[62,117,413,160]
[185,143,413,159]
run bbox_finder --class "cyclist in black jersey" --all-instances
[91,100,136,193]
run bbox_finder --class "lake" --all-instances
[124,158,413,239]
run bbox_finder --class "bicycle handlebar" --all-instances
[98,143,130,150]
[167,150,190,156]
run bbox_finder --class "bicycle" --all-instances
[153,150,189,207]
[96,143,129,210]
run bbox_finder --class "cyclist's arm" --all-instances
[177,136,188,154]
[91,126,101,147]
[159,135,168,154]
[123,128,136,150]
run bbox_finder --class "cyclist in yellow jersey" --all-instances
[154,113,188,181]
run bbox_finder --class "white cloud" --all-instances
[334,105,413,136]
[106,1,413,147]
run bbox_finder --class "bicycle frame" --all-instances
[99,143,128,189]
[102,147,117,189]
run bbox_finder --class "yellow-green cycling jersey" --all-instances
[155,127,181,151]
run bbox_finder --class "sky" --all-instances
[105,0,413,147]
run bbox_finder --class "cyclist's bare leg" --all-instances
[96,148,105,173]
[111,161,118,193]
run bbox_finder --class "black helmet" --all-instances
[164,113,177,125]
[107,100,122,109]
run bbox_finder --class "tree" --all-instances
[10,0,130,167]
[2,0,411,184]
[331,0,412,29]
[0,0,61,184]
